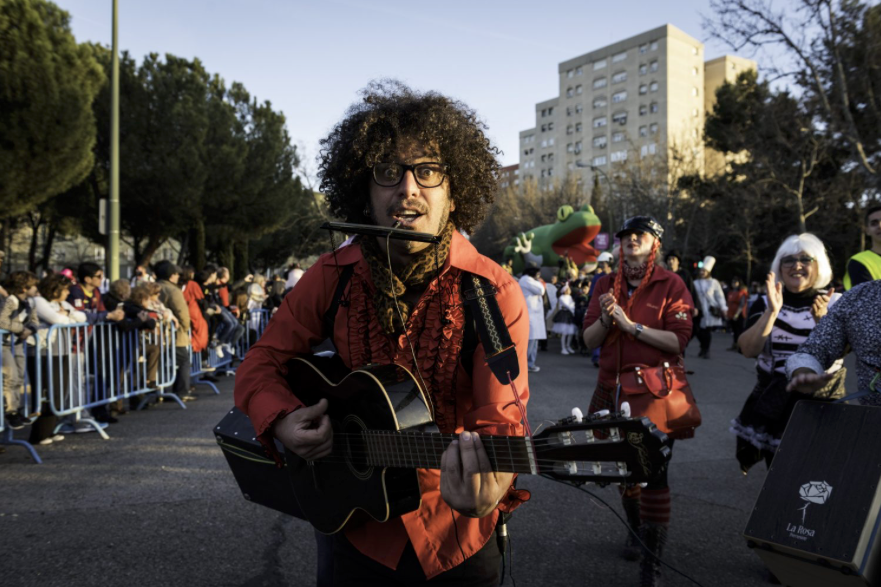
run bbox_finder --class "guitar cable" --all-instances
[539,474,708,587]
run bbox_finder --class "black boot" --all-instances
[622,496,641,561]
[639,521,668,587]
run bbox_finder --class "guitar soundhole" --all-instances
[342,415,373,480]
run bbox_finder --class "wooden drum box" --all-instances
[744,401,881,586]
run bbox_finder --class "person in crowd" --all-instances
[587,251,615,366]
[130,265,153,288]
[103,279,131,312]
[122,284,161,396]
[787,280,881,400]
[155,261,195,403]
[545,275,559,330]
[0,271,40,431]
[264,280,287,314]
[247,274,267,311]
[731,233,842,474]
[573,279,592,357]
[693,256,727,359]
[284,262,304,292]
[844,205,881,289]
[582,216,694,587]
[0,251,9,301]
[502,258,514,275]
[551,283,578,355]
[28,273,88,443]
[519,261,546,373]
[214,267,244,353]
[725,277,749,351]
[181,266,213,375]
[234,82,530,586]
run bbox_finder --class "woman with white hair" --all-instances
[693,256,727,359]
[730,233,844,474]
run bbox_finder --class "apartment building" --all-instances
[499,163,520,189]
[519,24,756,190]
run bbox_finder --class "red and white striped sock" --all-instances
[640,487,671,527]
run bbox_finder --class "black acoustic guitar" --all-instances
[257,355,672,535]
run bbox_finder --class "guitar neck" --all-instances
[359,430,537,475]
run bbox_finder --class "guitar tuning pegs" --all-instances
[590,409,610,421]
[571,407,583,423]
[620,402,631,418]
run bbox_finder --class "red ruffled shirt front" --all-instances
[234,231,530,579]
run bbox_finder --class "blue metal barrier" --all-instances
[1,330,44,463]
[235,309,270,360]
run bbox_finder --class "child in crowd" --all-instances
[0,271,40,430]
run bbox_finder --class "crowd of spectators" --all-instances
[0,258,309,451]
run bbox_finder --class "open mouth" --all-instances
[391,210,424,226]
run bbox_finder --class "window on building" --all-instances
[567,69,574,78]
[575,122,582,132]
[692,67,699,76]
[548,122,554,130]
[541,124,547,132]
[567,87,574,97]
[541,154,547,162]
[548,168,554,176]
[548,107,554,115]
[575,85,583,95]
[612,90,627,103]
[650,81,659,92]
[567,124,574,135]
[693,46,699,56]
[575,103,583,113]
[692,87,699,97]
[692,108,699,118]
[593,59,607,70]
[549,138,555,145]
[612,111,627,125]
[566,107,572,116]
[650,102,659,113]
[541,169,547,178]
[593,77,607,89]
[593,116,607,128]
[593,155,607,166]
[650,60,658,72]
[612,51,627,63]
[639,125,648,137]
[593,96,607,108]
[650,40,658,50]
[574,141,582,153]
[541,140,548,147]
[612,131,625,143]
[639,84,648,95]
[548,153,554,161]
[611,150,628,162]
[639,43,648,53]
[567,143,574,152]
[650,123,658,134]
[612,71,627,84]
[640,143,657,157]
[639,64,648,76]
[593,135,607,148]
[639,104,648,116]
[541,109,547,117]
[575,66,583,75]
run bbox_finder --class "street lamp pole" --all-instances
[108,0,121,281]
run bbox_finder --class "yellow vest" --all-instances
[844,250,881,290]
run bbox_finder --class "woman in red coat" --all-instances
[582,216,694,587]
[181,267,208,354]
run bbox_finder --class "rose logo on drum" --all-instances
[798,481,833,523]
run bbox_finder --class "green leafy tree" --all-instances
[0,0,104,218]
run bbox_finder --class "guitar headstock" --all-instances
[533,410,671,484]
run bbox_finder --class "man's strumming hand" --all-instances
[273,398,333,461]
[440,431,513,518]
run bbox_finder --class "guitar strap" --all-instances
[319,264,355,353]
[460,272,520,385]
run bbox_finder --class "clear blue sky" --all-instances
[61,0,760,169]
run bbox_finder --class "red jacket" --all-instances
[584,268,694,383]
[183,282,208,353]
[234,230,530,579]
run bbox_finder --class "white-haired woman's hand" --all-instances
[811,288,833,321]
[765,272,783,315]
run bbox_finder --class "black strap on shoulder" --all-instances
[322,264,355,339]
[460,272,519,385]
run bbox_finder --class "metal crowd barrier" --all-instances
[236,308,269,359]
[0,330,43,462]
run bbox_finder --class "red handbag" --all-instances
[616,341,702,437]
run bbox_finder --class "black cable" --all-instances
[449,506,468,563]
[507,531,516,587]
[539,474,707,587]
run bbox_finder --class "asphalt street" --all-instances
[0,332,859,587]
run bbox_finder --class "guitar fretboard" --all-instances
[359,431,537,475]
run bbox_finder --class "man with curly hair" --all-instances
[235,81,530,586]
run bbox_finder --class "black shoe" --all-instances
[94,414,119,424]
[181,394,198,402]
[5,412,28,430]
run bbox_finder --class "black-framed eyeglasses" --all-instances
[372,162,448,188]
[780,255,815,268]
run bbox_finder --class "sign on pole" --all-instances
[99,199,107,236]
[594,232,610,250]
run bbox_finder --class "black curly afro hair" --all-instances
[318,80,501,234]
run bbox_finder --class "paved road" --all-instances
[0,332,857,586]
